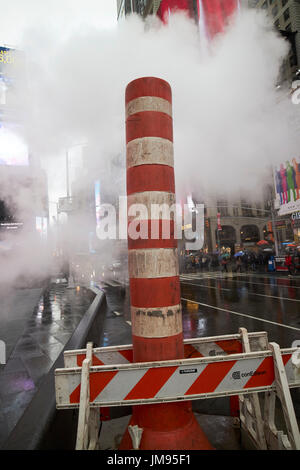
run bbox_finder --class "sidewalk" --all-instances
[0,280,94,448]
[0,286,44,365]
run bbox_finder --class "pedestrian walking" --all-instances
[285,254,295,277]
[221,257,228,273]
[242,253,248,272]
[236,256,242,273]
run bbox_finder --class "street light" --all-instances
[66,142,87,198]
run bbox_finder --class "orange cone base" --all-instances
[119,402,214,450]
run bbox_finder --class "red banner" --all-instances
[217,212,222,231]
[157,0,194,23]
[157,0,239,38]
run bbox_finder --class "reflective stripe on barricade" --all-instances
[63,331,269,368]
[55,347,299,409]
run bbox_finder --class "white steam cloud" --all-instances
[11,8,297,197]
[0,2,298,283]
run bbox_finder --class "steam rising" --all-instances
[0,2,298,283]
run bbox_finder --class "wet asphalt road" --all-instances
[101,270,300,351]
[99,269,300,422]
[180,271,300,349]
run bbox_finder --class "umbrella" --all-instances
[257,240,269,246]
[234,251,244,257]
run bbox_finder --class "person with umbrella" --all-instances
[220,252,230,273]
[234,251,244,273]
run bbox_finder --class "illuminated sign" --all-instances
[0,47,24,77]
[291,212,300,220]
[274,159,300,216]
[0,125,29,166]
[0,46,25,106]
[0,48,16,66]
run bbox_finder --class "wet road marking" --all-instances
[126,320,132,326]
[181,281,231,291]
[181,274,300,290]
[219,278,300,290]
[181,297,300,332]
[181,272,300,283]
[240,273,300,281]
[114,311,122,316]
[181,280,300,302]
[181,274,234,281]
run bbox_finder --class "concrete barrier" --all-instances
[1,287,107,450]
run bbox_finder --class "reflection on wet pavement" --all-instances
[99,283,132,347]
[180,272,300,348]
[0,281,94,447]
[99,271,300,350]
[67,271,300,447]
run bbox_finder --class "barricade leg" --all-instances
[75,343,100,450]
[238,328,267,449]
[267,343,300,450]
[263,390,292,450]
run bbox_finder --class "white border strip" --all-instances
[126,96,172,118]
[127,137,174,169]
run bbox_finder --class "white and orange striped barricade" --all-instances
[55,340,300,450]
[63,330,269,368]
[63,329,268,434]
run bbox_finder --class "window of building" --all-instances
[255,203,262,216]
[233,206,239,217]
[217,200,229,217]
[240,225,260,243]
[272,5,278,17]
[215,225,236,252]
[241,200,253,217]
[283,8,290,23]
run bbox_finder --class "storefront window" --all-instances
[240,225,260,243]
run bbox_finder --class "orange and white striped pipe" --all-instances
[126,77,183,363]
[120,77,213,450]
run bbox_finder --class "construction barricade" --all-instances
[54,328,300,450]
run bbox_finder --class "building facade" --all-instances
[247,0,300,83]
[0,46,49,251]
